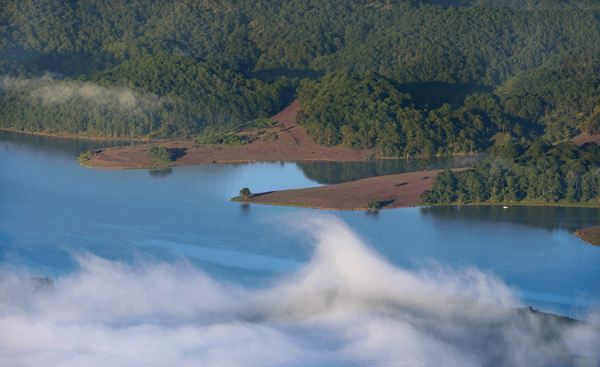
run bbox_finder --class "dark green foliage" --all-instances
[239,188,252,198]
[196,133,248,146]
[4,0,600,85]
[147,144,173,163]
[422,141,600,205]
[0,55,290,138]
[297,71,508,156]
[297,71,412,152]
[365,199,381,210]
[497,54,600,140]
[79,55,288,130]
[449,0,600,10]
[426,169,459,203]
[3,0,600,144]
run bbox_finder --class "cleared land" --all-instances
[81,100,377,169]
[572,133,600,146]
[62,101,599,211]
[242,169,466,210]
[50,100,457,210]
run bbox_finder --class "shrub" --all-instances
[365,199,381,210]
[147,145,173,163]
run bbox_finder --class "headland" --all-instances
[576,225,600,247]
[77,101,377,169]
[238,168,467,210]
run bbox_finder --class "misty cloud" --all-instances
[0,215,598,367]
[1,74,167,114]
[30,81,165,113]
[0,73,57,90]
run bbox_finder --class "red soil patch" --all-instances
[83,100,377,169]
[60,101,468,210]
[244,169,467,210]
[572,133,600,146]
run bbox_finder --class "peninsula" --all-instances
[78,101,377,169]
[239,169,465,210]
[576,225,600,247]
[77,100,457,210]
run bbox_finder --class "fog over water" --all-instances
[1,215,599,367]
[1,133,600,366]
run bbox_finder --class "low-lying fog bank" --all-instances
[1,215,598,367]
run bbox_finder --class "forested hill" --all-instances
[296,72,515,157]
[421,138,600,205]
[2,0,600,151]
[4,0,600,84]
[434,0,600,10]
[1,55,293,138]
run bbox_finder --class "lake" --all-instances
[1,132,599,367]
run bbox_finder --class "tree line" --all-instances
[421,137,600,205]
[1,55,293,138]
[296,71,532,157]
[2,0,600,145]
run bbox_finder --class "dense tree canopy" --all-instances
[1,55,292,138]
[2,0,600,146]
[421,137,600,205]
[297,71,524,157]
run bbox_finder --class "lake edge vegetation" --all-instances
[420,138,600,206]
[2,0,600,208]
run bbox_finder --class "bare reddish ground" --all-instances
[572,133,600,146]
[83,100,377,169]
[244,168,467,210]
[78,101,465,210]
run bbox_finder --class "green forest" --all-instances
[1,55,292,138]
[2,0,600,155]
[421,137,600,205]
[296,71,524,157]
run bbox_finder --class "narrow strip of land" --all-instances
[242,169,467,210]
[575,225,600,247]
[79,101,378,169]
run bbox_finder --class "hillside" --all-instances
[3,0,600,156]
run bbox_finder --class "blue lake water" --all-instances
[1,133,599,366]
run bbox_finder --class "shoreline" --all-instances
[237,199,600,211]
[237,169,467,211]
[0,127,148,142]
[575,225,600,247]
[72,100,379,169]
[422,201,600,209]
[236,185,600,247]
[5,111,600,226]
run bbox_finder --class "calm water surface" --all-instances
[1,132,600,320]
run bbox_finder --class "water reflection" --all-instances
[296,153,487,184]
[148,167,173,179]
[364,209,379,219]
[420,205,600,232]
[0,130,140,157]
